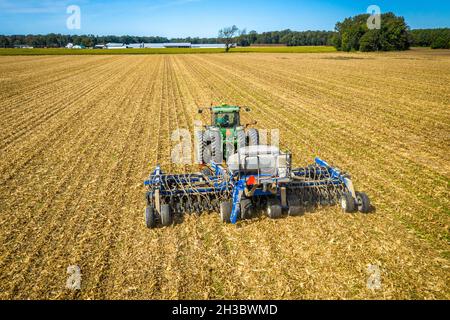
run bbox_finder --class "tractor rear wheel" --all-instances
[340,193,356,213]
[247,129,259,146]
[220,201,232,223]
[210,131,223,164]
[237,129,246,150]
[145,206,156,229]
[267,199,282,219]
[160,204,172,226]
[240,198,253,220]
[195,130,206,164]
[356,192,371,213]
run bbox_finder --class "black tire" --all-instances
[288,206,303,216]
[210,130,223,164]
[267,198,282,219]
[237,129,246,151]
[145,206,156,229]
[247,128,259,146]
[195,130,206,164]
[340,192,356,213]
[240,198,253,220]
[220,201,232,223]
[287,194,303,216]
[356,192,371,213]
[203,146,212,164]
[160,204,172,226]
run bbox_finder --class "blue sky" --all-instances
[0,0,449,37]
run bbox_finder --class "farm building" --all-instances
[163,43,192,48]
[191,43,226,48]
[125,43,227,49]
[105,43,127,49]
[14,45,34,49]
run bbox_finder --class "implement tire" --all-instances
[356,192,371,213]
[340,193,356,213]
[220,201,232,223]
[267,199,282,219]
[160,204,172,227]
[240,198,253,220]
[145,206,156,229]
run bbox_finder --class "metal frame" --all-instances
[144,157,356,225]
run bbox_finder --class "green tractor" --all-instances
[196,104,259,164]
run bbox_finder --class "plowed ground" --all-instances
[0,48,449,299]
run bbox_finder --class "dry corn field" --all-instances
[0,48,449,300]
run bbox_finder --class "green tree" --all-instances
[431,34,450,49]
[334,12,410,52]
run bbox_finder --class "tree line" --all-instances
[0,17,448,51]
[409,28,450,49]
[0,34,172,48]
[0,30,335,48]
[236,29,335,46]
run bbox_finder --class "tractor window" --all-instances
[215,112,239,127]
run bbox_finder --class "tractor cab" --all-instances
[211,105,241,128]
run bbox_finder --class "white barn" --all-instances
[105,43,127,49]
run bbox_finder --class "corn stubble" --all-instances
[0,48,448,299]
